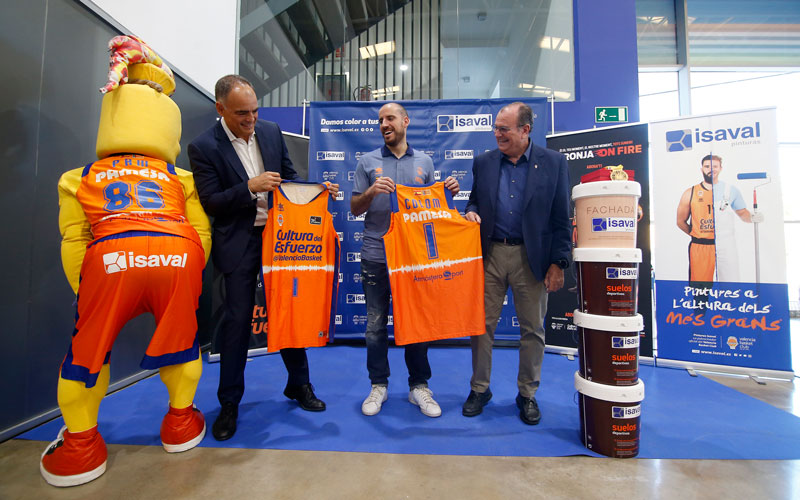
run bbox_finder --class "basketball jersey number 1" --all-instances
[423,222,439,260]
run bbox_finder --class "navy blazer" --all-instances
[465,142,571,282]
[188,119,298,274]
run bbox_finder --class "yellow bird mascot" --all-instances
[40,36,211,487]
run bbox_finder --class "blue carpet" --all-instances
[18,346,800,459]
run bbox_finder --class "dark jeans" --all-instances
[360,259,431,388]
[217,226,309,406]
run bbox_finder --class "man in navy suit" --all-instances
[462,102,570,425]
[188,75,336,441]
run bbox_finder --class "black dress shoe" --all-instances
[283,384,326,412]
[212,403,238,441]
[516,393,541,425]
[462,389,492,417]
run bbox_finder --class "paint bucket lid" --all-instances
[572,180,641,200]
[573,310,643,332]
[573,248,642,263]
[574,371,645,402]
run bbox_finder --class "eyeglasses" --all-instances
[493,125,525,133]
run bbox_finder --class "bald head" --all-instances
[378,102,410,148]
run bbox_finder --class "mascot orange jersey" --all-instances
[76,154,202,244]
[383,182,484,345]
[261,181,340,351]
[58,154,207,387]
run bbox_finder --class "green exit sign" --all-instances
[595,107,628,123]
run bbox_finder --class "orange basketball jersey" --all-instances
[261,181,340,351]
[383,182,485,345]
[689,183,714,240]
[77,154,200,245]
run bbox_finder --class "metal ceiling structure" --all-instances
[239,0,412,99]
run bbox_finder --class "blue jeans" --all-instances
[361,259,431,388]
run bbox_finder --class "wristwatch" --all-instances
[554,258,569,269]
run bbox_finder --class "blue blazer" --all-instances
[465,142,571,282]
[188,120,298,274]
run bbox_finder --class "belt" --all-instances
[691,236,714,245]
[491,237,523,246]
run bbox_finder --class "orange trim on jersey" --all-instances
[383,182,485,345]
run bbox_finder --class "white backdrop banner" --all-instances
[650,108,791,372]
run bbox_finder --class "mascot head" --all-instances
[95,35,180,164]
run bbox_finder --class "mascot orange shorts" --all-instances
[60,232,204,388]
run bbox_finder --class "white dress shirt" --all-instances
[221,117,269,226]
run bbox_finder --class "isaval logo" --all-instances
[347,211,365,222]
[103,251,128,273]
[437,114,492,133]
[334,191,344,201]
[612,404,641,419]
[606,267,638,279]
[611,336,640,349]
[316,151,345,161]
[346,252,361,262]
[434,170,441,180]
[336,231,343,242]
[338,272,343,283]
[666,129,693,152]
[103,251,187,274]
[335,315,343,325]
[346,293,365,304]
[445,150,474,160]
[592,217,635,232]
[666,121,761,152]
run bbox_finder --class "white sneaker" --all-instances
[362,385,388,416]
[409,386,442,418]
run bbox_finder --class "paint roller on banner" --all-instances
[736,171,770,284]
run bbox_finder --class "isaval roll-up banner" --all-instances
[308,98,548,339]
[650,108,792,377]
[547,124,653,357]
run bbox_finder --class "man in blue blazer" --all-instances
[462,102,571,425]
[188,75,330,441]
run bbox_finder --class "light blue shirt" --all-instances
[352,144,434,263]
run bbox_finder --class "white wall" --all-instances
[90,0,238,96]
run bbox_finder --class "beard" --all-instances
[703,171,713,184]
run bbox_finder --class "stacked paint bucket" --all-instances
[571,177,645,458]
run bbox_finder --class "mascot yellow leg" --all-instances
[40,365,110,487]
[158,355,206,453]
